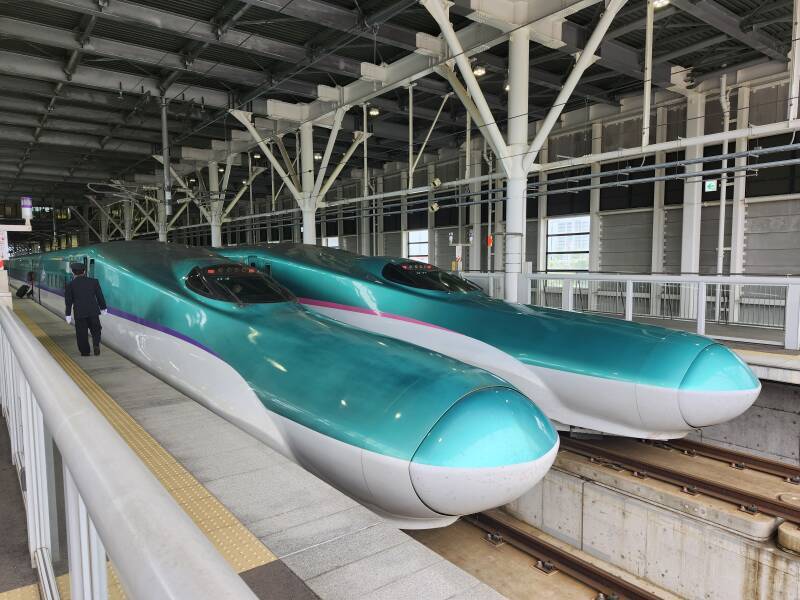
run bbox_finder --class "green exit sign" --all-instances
[704,179,718,192]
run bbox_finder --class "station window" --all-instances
[323,236,339,248]
[407,229,429,263]
[546,215,590,271]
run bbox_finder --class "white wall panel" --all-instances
[599,211,653,273]
[663,208,683,273]
[744,198,800,274]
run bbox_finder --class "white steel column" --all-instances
[731,84,751,321]
[789,0,800,120]
[681,92,706,274]
[99,210,109,243]
[641,0,655,146]
[716,74,731,275]
[588,122,602,272]
[731,85,750,275]
[420,0,511,173]
[650,106,668,316]
[537,173,547,272]
[651,107,668,274]
[504,25,530,302]
[469,138,482,271]
[376,176,385,255]
[362,105,370,255]
[160,97,172,218]
[247,153,255,245]
[427,163,436,263]
[588,123,602,311]
[208,161,222,247]
[300,121,316,245]
[156,186,168,243]
[123,200,133,241]
[408,85,414,189]
[523,0,628,173]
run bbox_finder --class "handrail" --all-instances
[0,307,257,600]
[525,272,800,285]
[458,271,800,350]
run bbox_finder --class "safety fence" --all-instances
[0,306,256,600]
[461,272,800,350]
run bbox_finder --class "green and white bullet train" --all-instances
[218,244,762,440]
[9,242,558,528]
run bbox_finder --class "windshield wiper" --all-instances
[211,279,246,307]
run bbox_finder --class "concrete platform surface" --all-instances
[14,298,502,600]
[0,417,38,594]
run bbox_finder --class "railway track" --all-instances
[466,512,662,600]
[665,438,800,484]
[559,436,800,523]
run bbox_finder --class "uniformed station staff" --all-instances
[65,262,107,357]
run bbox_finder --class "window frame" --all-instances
[407,229,429,264]
[545,215,591,272]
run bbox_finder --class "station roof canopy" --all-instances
[0,0,793,206]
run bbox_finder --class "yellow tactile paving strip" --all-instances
[14,309,276,590]
[0,584,39,600]
[53,564,126,600]
[0,563,126,600]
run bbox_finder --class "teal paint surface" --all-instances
[680,344,760,391]
[10,242,557,465]
[412,387,558,468]
[218,245,759,393]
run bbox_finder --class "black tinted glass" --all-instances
[382,263,483,293]
[214,274,291,303]
[186,265,293,303]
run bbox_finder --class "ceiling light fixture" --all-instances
[313,152,323,161]
[253,153,262,159]
[218,167,224,173]
[368,106,380,117]
[504,82,510,92]
[472,65,486,77]
[653,0,670,8]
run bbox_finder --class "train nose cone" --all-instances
[678,344,761,428]
[409,387,558,516]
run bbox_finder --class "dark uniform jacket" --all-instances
[65,276,107,318]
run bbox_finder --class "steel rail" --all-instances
[465,513,662,600]
[665,439,800,484]
[559,437,800,523]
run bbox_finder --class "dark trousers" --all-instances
[75,315,102,356]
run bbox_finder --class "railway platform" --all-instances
[0,298,502,600]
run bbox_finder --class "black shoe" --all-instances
[93,345,100,356]
[81,353,90,357]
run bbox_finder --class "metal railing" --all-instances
[0,306,257,600]
[460,271,800,350]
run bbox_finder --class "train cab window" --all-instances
[382,262,484,294]
[186,265,292,304]
[186,269,212,296]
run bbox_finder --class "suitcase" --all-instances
[15,284,30,298]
